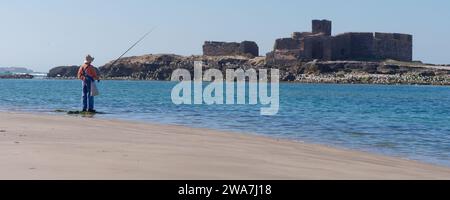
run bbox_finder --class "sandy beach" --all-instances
[0,112,449,180]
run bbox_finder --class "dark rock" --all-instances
[378,65,400,74]
[47,66,79,78]
[282,73,296,82]
[47,65,100,78]
[420,71,436,77]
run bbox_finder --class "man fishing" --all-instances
[74,29,154,113]
[77,55,100,112]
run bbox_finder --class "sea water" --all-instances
[0,79,449,167]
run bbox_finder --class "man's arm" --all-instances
[77,66,84,80]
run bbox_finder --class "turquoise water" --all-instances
[1,79,450,167]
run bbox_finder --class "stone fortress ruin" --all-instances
[203,41,259,58]
[267,20,413,64]
[50,19,450,85]
[203,20,413,64]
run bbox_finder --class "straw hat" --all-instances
[85,54,95,63]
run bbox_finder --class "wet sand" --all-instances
[1,112,449,180]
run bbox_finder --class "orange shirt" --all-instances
[77,64,99,81]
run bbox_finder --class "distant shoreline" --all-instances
[4,74,450,86]
[0,74,34,79]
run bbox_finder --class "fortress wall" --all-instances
[302,38,313,59]
[330,32,412,61]
[203,41,259,58]
[349,33,375,60]
[374,33,413,61]
[322,37,333,60]
[268,20,413,62]
[331,33,352,60]
[274,38,303,50]
[239,41,259,57]
[303,35,332,60]
[203,41,240,56]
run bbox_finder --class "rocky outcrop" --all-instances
[297,60,450,75]
[99,54,265,80]
[47,65,100,78]
[47,66,79,78]
[278,60,450,82]
[46,54,450,85]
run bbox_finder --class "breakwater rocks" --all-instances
[47,54,450,85]
[295,73,450,85]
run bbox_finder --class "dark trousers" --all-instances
[82,80,94,110]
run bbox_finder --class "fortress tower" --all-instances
[312,20,332,36]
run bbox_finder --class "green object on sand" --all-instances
[54,110,105,115]
[67,111,97,115]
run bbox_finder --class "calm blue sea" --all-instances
[1,79,449,167]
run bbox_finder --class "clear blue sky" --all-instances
[1,0,449,72]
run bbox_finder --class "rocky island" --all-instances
[0,67,34,79]
[47,20,450,85]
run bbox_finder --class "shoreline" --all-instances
[1,112,449,180]
[6,76,450,86]
[6,109,450,168]
[45,54,450,85]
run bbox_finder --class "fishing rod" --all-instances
[108,27,157,67]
